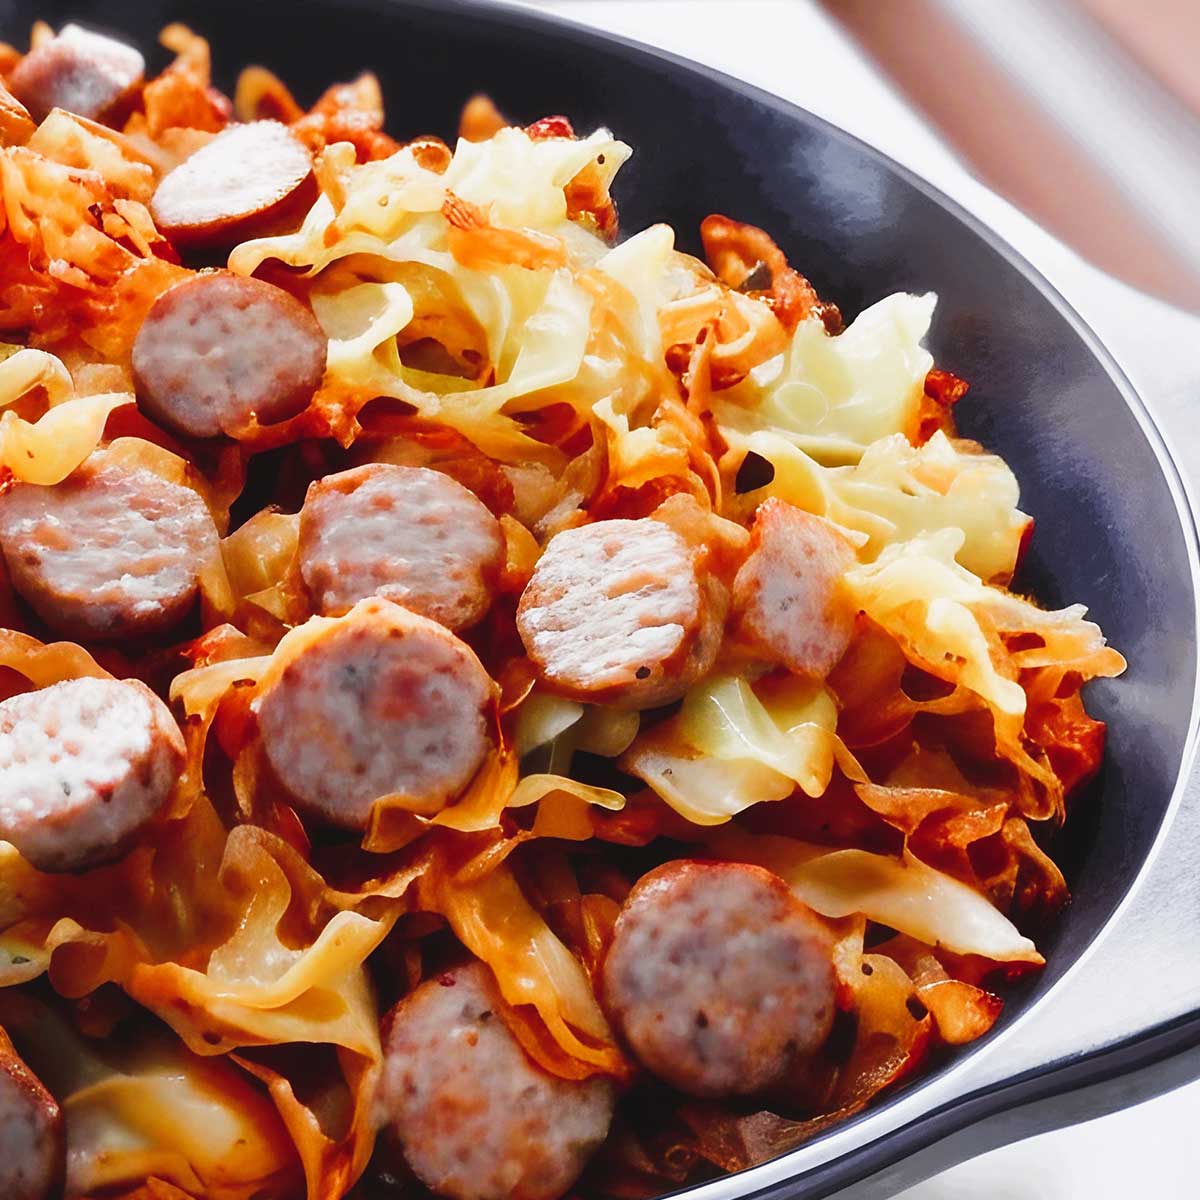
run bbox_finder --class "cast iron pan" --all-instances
[2,0,1198,1195]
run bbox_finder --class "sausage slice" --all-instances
[732,499,856,678]
[0,1029,63,1200]
[378,961,615,1200]
[0,451,219,641]
[517,518,721,709]
[603,861,836,1098]
[299,464,504,627]
[0,676,184,872]
[150,120,315,250]
[255,598,496,829]
[132,273,327,439]
[8,24,144,125]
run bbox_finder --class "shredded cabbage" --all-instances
[706,828,1041,963]
[717,293,936,462]
[725,428,1029,580]
[419,859,627,1076]
[0,995,297,1199]
[621,674,845,824]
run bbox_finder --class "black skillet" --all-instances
[2,0,1197,1195]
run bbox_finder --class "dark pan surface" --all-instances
[3,0,1197,1181]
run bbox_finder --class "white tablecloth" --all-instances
[504,2,1200,1194]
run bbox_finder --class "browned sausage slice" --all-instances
[0,452,219,641]
[298,464,504,628]
[150,120,315,250]
[0,677,184,872]
[516,518,721,710]
[255,598,496,829]
[0,1028,63,1199]
[732,498,856,678]
[132,272,327,439]
[603,860,836,1098]
[378,961,615,1200]
[7,24,144,125]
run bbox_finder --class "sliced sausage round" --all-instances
[0,1029,63,1200]
[603,860,836,1098]
[8,24,144,125]
[732,499,856,678]
[150,120,315,250]
[132,272,327,439]
[298,464,504,628]
[378,961,615,1200]
[516,518,721,710]
[0,451,219,641]
[0,676,184,872]
[255,598,496,829]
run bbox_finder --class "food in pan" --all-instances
[0,21,1126,1200]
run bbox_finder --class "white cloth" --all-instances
[504,2,1200,1195]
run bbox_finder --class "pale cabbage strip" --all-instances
[230,128,630,278]
[0,627,112,687]
[0,993,297,1199]
[443,126,631,228]
[513,692,586,758]
[513,689,640,774]
[597,222,678,360]
[0,346,131,484]
[7,830,390,1060]
[680,675,841,792]
[717,293,936,462]
[507,773,627,841]
[220,508,302,618]
[621,674,843,824]
[424,860,626,1075]
[844,528,1123,725]
[707,828,1042,964]
[848,528,1028,718]
[308,267,593,463]
[724,428,1029,580]
[0,344,73,403]
[170,654,272,715]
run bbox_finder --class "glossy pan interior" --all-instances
[2,0,1197,1194]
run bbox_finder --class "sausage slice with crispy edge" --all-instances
[8,24,144,125]
[132,272,327,439]
[298,464,504,627]
[0,1028,64,1200]
[149,120,316,250]
[0,676,184,872]
[0,450,219,642]
[732,498,857,678]
[378,961,616,1200]
[255,598,496,830]
[602,860,836,1098]
[516,517,722,710]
